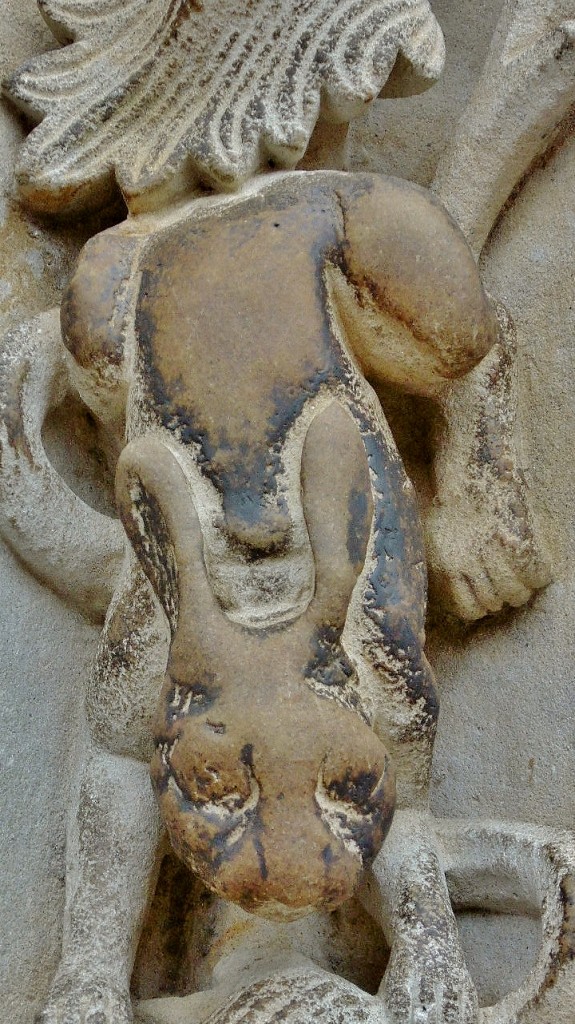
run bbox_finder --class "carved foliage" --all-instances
[3,0,444,211]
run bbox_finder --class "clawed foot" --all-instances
[425,478,552,621]
[37,973,132,1024]
[425,307,553,622]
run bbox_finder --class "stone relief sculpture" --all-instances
[0,2,574,1024]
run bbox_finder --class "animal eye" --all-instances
[314,758,395,865]
[325,767,381,807]
[153,738,261,820]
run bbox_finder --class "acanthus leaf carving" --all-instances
[3,0,445,213]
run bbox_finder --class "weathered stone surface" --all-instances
[1,1,575,1023]
[3,0,445,213]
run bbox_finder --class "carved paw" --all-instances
[424,488,552,621]
[380,939,478,1024]
[36,974,132,1024]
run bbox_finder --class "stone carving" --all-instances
[1,2,574,1024]
[5,0,444,212]
[425,0,575,620]
[431,0,575,256]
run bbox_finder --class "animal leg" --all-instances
[424,304,552,621]
[0,308,124,621]
[40,562,168,1023]
[39,745,163,1024]
[431,0,575,257]
[86,555,170,762]
[362,810,478,1024]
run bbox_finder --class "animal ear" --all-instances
[301,401,372,628]
[115,436,220,636]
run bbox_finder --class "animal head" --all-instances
[116,417,396,920]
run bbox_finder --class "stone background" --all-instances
[1,1,573,1020]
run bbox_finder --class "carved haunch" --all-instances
[0,164,554,1024]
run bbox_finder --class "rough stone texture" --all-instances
[0,1,574,1023]
[0,8,100,1023]
[4,0,444,213]
[428,130,575,829]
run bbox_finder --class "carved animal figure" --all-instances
[0,1,563,1022]
[28,170,497,1022]
[105,171,497,916]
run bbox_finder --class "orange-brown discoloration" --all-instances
[116,410,395,918]
[135,183,345,552]
[61,231,140,401]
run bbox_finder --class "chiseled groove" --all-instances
[281,0,387,110]
[204,974,337,1024]
[10,0,443,198]
[15,26,151,107]
[18,0,164,95]
[17,28,171,169]
[22,0,181,150]
[26,0,161,87]
[210,0,387,161]
[214,15,306,158]
[221,0,325,154]
[335,2,418,94]
[210,7,315,159]
[136,9,288,174]
[210,0,431,162]
[120,0,306,178]
[75,6,230,179]
[262,0,354,129]
[136,0,317,173]
[343,2,418,71]
[40,0,151,32]
[35,2,189,173]
[25,0,409,166]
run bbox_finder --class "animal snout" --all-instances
[151,702,396,921]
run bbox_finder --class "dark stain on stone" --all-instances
[322,844,335,867]
[347,485,369,568]
[134,180,351,553]
[124,479,179,632]
[558,872,575,963]
[304,625,365,718]
[206,720,226,734]
[326,766,379,808]
[240,743,254,769]
[167,680,221,720]
[239,743,268,881]
[350,403,438,728]
[344,795,395,868]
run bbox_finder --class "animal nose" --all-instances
[222,492,293,556]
